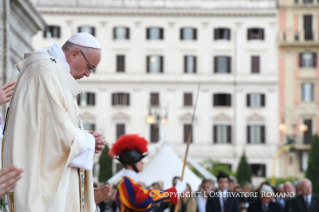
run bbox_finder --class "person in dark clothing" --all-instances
[248,185,281,212]
[290,178,319,212]
[206,172,239,212]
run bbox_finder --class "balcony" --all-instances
[280,0,319,7]
[279,29,319,47]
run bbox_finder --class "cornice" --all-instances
[37,7,277,17]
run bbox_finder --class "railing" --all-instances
[35,0,276,9]
[279,29,319,43]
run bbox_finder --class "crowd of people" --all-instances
[94,172,318,212]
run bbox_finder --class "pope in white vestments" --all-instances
[3,33,106,212]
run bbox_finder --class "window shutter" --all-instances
[113,28,116,39]
[160,28,164,39]
[184,56,187,73]
[313,53,317,67]
[214,29,218,40]
[146,28,150,39]
[247,94,250,107]
[261,94,265,107]
[160,56,163,73]
[126,28,130,39]
[43,27,47,38]
[150,124,159,142]
[194,28,197,40]
[184,125,188,143]
[299,53,302,67]
[147,56,150,73]
[302,84,304,101]
[213,94,217,106]
[92,93,96,105]
[92,27,95,37]
[261,126,265,143]
[247,126,250,143]
[127,94,130,106]
[116,56,120,72]
[227,28,231,40]
[112,93,115,106]
[251,56,260,73]
[226,94,231,106]
[57,27,61,38]
[116,124,125,139]
[78,27,81,33]
[180,28,183,40]
[227,57,231,73]
[311,84,314,101]
[247,29,252,40]
[77,96,81,105]
[227,125,231,144]
[260,29,265,40]
[214,57,217,73]
[213,125,217,143]
[194,56,197,73]
[184,93,192,106]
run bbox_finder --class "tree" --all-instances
[306,134,319,194]
[98,144,113,182]
[236,151,252,186]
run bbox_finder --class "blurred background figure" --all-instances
[170,183,197,212]
[196,178,215,212]
[248,184,281,212]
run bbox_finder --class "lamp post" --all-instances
[146,99,168,141]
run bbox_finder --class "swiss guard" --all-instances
[109,134,187,212]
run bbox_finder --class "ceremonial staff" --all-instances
[174,84,200,212]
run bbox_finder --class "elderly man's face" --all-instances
[284,183,294,193]
[301,180,312,196]
[69,48,101,79]
[260,196,272,205]
[203,182,215,193]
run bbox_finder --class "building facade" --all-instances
[278,0,319,178]
[32,0,279,183]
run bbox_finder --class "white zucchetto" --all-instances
[67,32,101,49]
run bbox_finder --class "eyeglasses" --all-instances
[80,50,96,72]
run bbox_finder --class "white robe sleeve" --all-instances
[68,130,95,170]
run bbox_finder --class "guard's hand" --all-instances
[0,166,23,198]
[175,180,187,193]
[0,82,15,106]
[90,131,106,154]
[94,184,112,204]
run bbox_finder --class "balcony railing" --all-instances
[279,29,319,46]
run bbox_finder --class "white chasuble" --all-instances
[3,52,96,212]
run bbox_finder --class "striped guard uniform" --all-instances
[116,170,178,212]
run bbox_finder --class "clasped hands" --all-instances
[89,131,106,154]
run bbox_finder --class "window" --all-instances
[214,28,231,40]
[184,124,193,143]
[180,28,197,40]
[213,94,231,107]
[116,55,125,72]
[250,164,266,177]
[184,56,196,73]
[303,0,313,3]
[147,56,163,73]
[184,93,193,106]
[213,125,231,143]
[83,123,95,131]
[304,15,313,40]
[247,125,265,144]
[113,27,130,40]
[247,28,264,40]
[247,94,265,107]
[112,93,130,106]
[116,124,125,139]
[214,56,231,73]
[77,93,95,106]
[43,26,60,38]
[302,83,314,102]
[78,26,95,36]
[150,124,159,143]
[251,56,260,73]
[300,52,316,68]
[300,151,309,172]
[147,28,163,40]
[303,119,312,144]
[150,93,159,106]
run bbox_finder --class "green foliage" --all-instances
[0,196,8,212]
[98,144,113,182]
[236,151,252,186]
[306,134,319,194]
[265,176,297,187]
[201,159,235,176]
